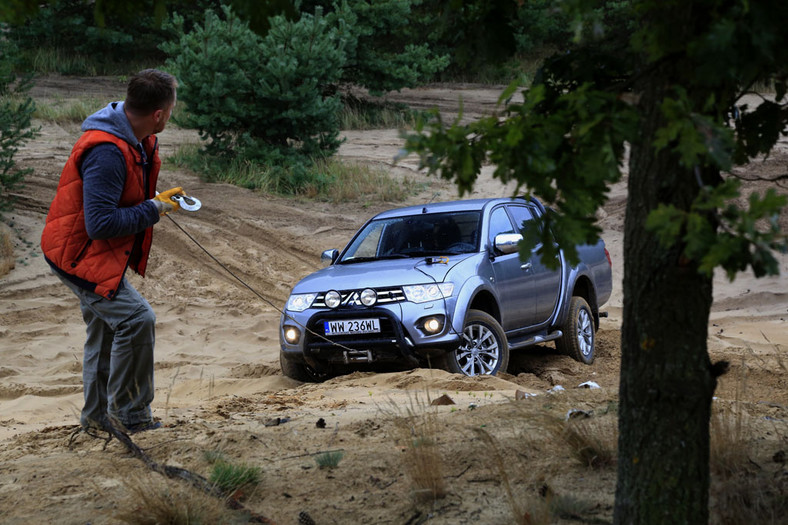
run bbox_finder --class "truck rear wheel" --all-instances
[556,296,596,364]
[441,310,509,377]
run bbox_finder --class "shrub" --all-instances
[162,5,345,164]
[511,0,571,55]
[0,39,37,215]
[320,0,449,94]
[7,0,164,74]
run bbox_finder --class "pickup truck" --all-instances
[279,196,613,382]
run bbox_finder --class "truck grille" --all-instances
[312,287,405,308]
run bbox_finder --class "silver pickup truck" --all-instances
[279,196,613,381]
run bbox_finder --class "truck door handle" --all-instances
[521,262,532,271]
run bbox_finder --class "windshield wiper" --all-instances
[338,254,410,264]
[413,250,463,257]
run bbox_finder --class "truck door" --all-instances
[507,205,562,325]
[488,206,535,330]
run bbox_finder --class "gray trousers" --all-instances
[55,272,155,428]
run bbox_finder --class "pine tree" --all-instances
[321,0,449,94]
[162,5,345,162]
[0,40,37,214]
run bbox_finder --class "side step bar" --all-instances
[507,330,563,350]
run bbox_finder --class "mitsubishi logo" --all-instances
[342,291,361,306]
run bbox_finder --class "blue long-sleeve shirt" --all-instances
[79,101,160,240]
[81,143,160,240]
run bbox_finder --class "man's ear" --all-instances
[152,108,164,122]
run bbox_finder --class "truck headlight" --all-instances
[403,283,454,304]
[286,293,317,312]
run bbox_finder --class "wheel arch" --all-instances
[571,274,600,329]
[468,289,501,325]
[451,278,501,333]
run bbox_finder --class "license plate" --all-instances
[324,318,381,336]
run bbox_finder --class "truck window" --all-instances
[354,221,384,257]
[488,207,515,250]
[507,205,536,236]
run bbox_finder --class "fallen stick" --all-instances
[104,420,275,524]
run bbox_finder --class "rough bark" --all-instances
[614,66,719,523]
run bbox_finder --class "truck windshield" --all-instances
[340,211,482,263]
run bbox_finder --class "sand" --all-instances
[0,77,786,524]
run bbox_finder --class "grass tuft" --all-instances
[474,427,527,522]
[709,352,788,523]
[309,158,418,203]
[26,48,97,76]
[0,223,14,278]
[34,97,106,124]
[710,401,751,479]
[314,450,345,469]
[22,47,150,76]
[711,354,752,478]
[166,144,417,203]
[202,449,227,465]
[547,415,618,469]
[209,460,261,496]
[339,97,421,130]
[549,491,599,522]
[711,473,788,525]
[389,394,447,502]
[114,470,233,525]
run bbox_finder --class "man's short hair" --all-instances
[125,69,178,115]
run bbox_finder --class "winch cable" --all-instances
[165,214,361,354]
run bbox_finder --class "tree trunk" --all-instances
[614,70,719,523]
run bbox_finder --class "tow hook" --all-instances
[344,350,373,363]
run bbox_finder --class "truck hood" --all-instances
[291,254,478,293]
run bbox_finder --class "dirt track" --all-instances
[0,76,786,524]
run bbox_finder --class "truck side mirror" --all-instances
[321,249,339,265]
[494,233,522,255]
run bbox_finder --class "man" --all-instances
[41,69,184,434]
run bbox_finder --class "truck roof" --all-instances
[373,196,536,219]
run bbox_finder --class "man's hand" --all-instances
[150,187,184,215]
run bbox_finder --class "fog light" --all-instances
[325,290,341,308]
[283,326,301,344]
[360,288,377,306]
[423,316,443,334]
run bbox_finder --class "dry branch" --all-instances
[104,420,276,524]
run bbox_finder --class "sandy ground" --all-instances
[0,76,787,524]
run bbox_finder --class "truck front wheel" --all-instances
[280,351,330,382]
[441,310,509,377]
[556,296,596,364]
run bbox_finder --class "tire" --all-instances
[556,296,596,364]
[280,351,329,382]
[441,310,509,377]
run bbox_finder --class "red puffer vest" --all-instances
[41,131,160,299]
